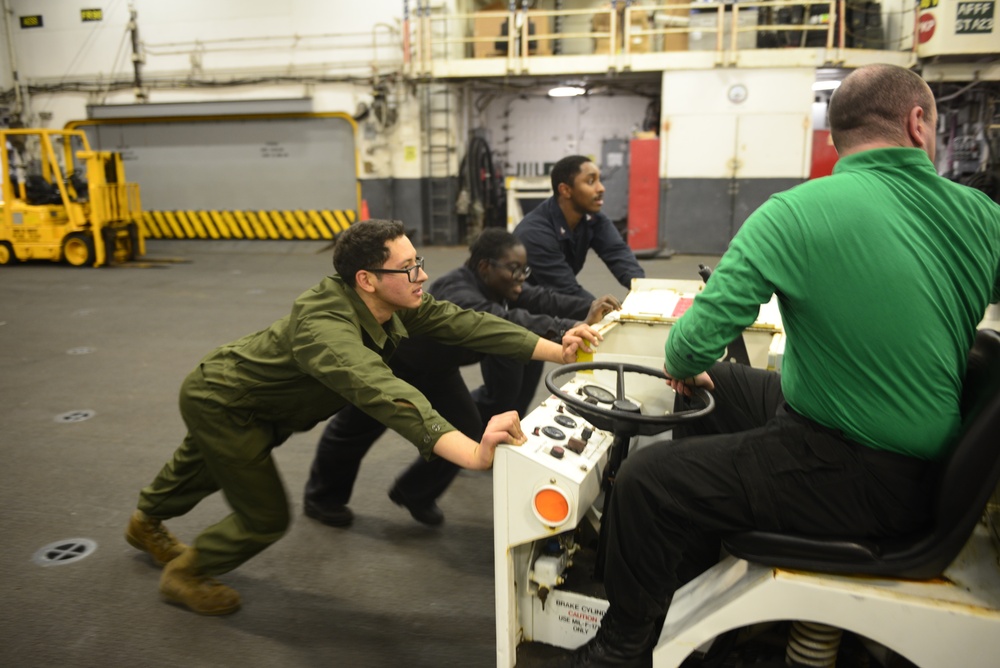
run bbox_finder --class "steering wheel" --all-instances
[545,362,714,438]
[546,362,715,579]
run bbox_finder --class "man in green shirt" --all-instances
[123,219,599,616]
[562,65,1000,666]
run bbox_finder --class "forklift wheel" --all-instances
[0,241,17,265]
[63,233,95,267]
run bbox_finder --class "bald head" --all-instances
[829,64,936,157]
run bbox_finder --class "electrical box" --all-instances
[917,1,997,57]
[627,137,660,255]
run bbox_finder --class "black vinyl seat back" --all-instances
[24,174,64,205]
[723,329,1000,579]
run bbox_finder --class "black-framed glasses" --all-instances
[368,256,425,283]
[489,260,531,280]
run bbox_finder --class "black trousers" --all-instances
[602,362,935,626]
[471,357,545,427]
[304,363,483,509]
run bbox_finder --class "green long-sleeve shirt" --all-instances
[665,148,1000,459]
[196,275,539,457]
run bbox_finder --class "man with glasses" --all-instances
[514,154,646,300]
[304,228,620,528]
[124,219,601,616]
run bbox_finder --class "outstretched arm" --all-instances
[591,216,645,289]
[530,324,602,363]
[432,410,526,469]
[585,294,621,324]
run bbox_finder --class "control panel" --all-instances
[494,373,636,547]
[516,379,616,483]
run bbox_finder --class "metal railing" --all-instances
[410,1,919,76]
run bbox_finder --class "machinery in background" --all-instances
[457,132,506,243]
[0,128,143,267]
[495,279,1000,667]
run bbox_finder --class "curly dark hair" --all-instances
[332,219,406,287]
[465,227,523,270]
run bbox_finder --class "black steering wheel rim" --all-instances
[545,362,715,435]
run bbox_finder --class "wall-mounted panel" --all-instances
[663,115,739,178]
[482,94,652,177]
[736,113,811,178]
[659,68,814,253]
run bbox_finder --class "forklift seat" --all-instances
[24,174,63,206]
[722,328,1000,580]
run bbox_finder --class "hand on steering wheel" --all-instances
[545,362,714,438]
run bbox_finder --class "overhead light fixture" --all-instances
[548,86,586,98]
[812,80,842,91]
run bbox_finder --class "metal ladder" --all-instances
[415,0,458,245]
[420,80,458,245]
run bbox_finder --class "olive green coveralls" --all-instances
[137,275,538,575]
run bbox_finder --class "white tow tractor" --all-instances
[494,279,1000,667]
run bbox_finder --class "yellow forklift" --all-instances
[0,128,144,267]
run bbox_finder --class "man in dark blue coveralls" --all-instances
[514,154,645,300]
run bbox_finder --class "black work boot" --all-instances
[303,499,354,528]
[558,610,655,667]
[388,486,444,526]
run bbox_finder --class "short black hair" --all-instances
[332,219,406,287]
[829,64,935,154]
[466,228,523,270]
[550,155,593,193]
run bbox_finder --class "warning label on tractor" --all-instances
[956,2,995,33]
[12,228,41,241]
[554,598,606,635]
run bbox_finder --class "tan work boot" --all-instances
[159,547,242,616]
[125,510,187,566]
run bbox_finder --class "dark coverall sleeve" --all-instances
[433,270,589,340]
[590,216,646,290]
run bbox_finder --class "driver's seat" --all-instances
[721,328,1000,579]
[651,329,1000,668]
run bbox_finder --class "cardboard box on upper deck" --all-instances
[592,2,688,54]
[473,3,552,58]
[659,0,690,51]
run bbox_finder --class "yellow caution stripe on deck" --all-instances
[140,209,356,240]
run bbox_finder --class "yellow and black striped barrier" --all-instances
[140,209,357,240]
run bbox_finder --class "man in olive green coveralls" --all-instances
[124,219,600,615]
